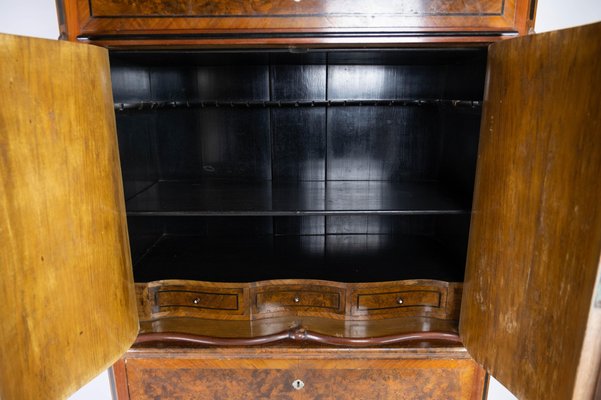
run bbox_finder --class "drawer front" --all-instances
[125,358,299,400]
[254,286,344,316]
[90,0,504,18]
[152,286,245,317]
[157,290,239,311]
[257,290,340,312]
[65,0,533,44]
[351,285,447,318]
[296,359,485,400]
[122,355,485,400]
[357,290,441,311]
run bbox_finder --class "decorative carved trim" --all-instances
[135,329,461,347]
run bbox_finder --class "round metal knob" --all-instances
[193,297,201,304]
[292,379,305,390]
[396,298,404,305]
[293,296,301,303]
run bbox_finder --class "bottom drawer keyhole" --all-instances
[292,379,305,390]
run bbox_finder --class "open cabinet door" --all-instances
[0,34,138,399]
[460,22,601,400]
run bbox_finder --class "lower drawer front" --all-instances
[123,357,485,400]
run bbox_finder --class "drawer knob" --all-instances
[396,297,404,305]
[192,297,201,305]
[292,379,305,390]
[293,296,301,303]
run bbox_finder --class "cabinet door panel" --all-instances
[0,34,138,399]
[460,22,601,400]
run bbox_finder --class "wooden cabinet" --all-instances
[1,3,601,400]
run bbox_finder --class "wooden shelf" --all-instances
[114,99,482,111]
[126,180,470,216]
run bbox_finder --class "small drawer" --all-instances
[155,289,242,313]
[255,287,343,314]
[358,290,441,311]
[355,289,441,315]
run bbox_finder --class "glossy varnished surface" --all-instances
[110,49,485,197]
[460,22,601,400]
[133,277,462,349]
[114,49,483,285]
[137,315,461,341]
[0,34,138,399]
[138,279,461,322]
[58,0,535,46]
[126,180,469,215]
[121,346,484,400]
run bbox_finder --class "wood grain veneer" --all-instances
[57,0,535,46]
[460,22,601,400]
[134,279,462,347]
[111,359,130,400]
[138,315,460,340]
[0,34,138,400]
[121,347,485,400]
[141,279,460,321]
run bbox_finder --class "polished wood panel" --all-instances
[356,289,440,312]
[111,359,130,400]
[138,316,460,340]
[58,0,535,46]
[147,282,248,319]
[351,281,453,319]
[158,290,239,310]
[0,34,138,399]
[135,329,461,347]
[92,0,503,16]
[127,359,298,400]
[123,347,484,400]
[135,280,460,347]
[141,279,459,321]
[256,287,343,314]
[83,35,509,49]
[296,358,485,400]
[460,22,601,400]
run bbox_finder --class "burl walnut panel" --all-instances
[92,0,502,17]
[123,350,485,400]
[127,364,298,400]
[58,0,535,46]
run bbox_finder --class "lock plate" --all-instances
[292,379,305,390]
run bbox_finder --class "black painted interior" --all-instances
[109,48,486,283]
